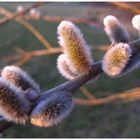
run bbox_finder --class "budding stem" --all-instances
[37,61,102,103]
[37,39,140,103]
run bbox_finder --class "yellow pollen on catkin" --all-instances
[57,21,93,74]
[102,43,132,77]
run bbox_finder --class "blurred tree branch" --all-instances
[109,2,140,14]
[75,87,140,106]
[80,87,96,99]
[0,7,53,50]
[0,2,45,25]
[0,45,108,66]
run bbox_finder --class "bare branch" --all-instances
[109,2,140,14]
[0,7,52,50]
[0,2,45,25]
[80,87,96,99]
[1,48,62,64]
[75,87,140,106]
[16,19,53,49]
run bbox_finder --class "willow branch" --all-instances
[37,38,140,101]
[1,38,140,133]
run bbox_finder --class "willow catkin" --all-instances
[103,15,130,43]
[57,20,93,74]
[102,43,132,77]
[1,65,40,101]
[57,54,79,80]
[0,78,30,124]
[31,91,74,127]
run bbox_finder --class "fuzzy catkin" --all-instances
[57,54,79,80]
[31,91,74,127]
[0,78,30,124]
[102,43,132,77]
[1,65,40,101]
[57,20,93,74]
[103,15,130,43]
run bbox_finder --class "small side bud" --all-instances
[0,78,30,124]
[102,43,132,77]
[103,15,130,43]
[1,66,40,101]
[57,20,93,74]
[30,91,74,127]
[57,54,79,80]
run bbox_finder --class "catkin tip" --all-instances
[103,15,119,27]
[103,15,130,43]
[132,15,140,30]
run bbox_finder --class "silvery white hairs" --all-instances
[103,15,130,44]
[1,65,40,101]
[57,20,94,79]
[31,90,74,127]
[102,15,140,77]
[57,54,79,80]
[0,78,30,124]
[102,43,132,77]
[0,65,41,124]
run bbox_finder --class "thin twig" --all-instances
[109,2,140,14]
[16,19,52,49]
[75,87,140,106]
[0,2,45,25]
[0,7,52,50]
[1,48,62,64]
[80,87,96,99]
[8,14,100,27]
[1,45,108,64]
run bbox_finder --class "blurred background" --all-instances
[0,2,140,138]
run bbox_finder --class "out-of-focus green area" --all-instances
[0,2,140,138]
